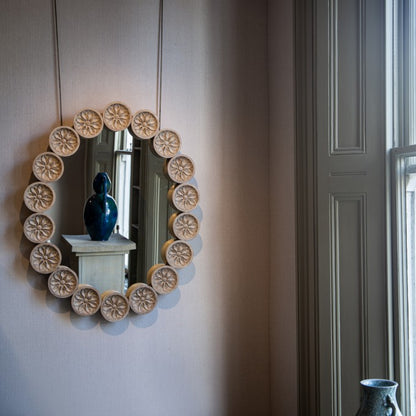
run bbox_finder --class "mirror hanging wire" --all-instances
[52,0,63,126]
[156,0,164,124]
[52,0,163,126]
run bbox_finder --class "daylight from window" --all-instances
[406,169,416,415]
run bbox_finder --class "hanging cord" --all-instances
[52,0,63,125]
[156,0,164,125]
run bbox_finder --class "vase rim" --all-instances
[360,379,398,388]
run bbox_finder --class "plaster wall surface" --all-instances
[0,1,272,415]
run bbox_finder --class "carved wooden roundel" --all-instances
[23,102,200,322]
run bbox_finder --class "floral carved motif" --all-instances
[131,110,159,139]
[127,283,158,314]
[103,102,131,131]
[73,109,103,138]
[170,184,199,212]
[167,155,195,183]
[23,213,55,243]
[71,285,101,316]
[170,213,199,241]
[49,126,80,157]
[163,240,193,269]
[24,182,55,213]
[100,291,129,322]
[48,266,78,298]
[153,129,181,158]
[149,265,178,295]
[33,152,64,182]
[30,243,62,274]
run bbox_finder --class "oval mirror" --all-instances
[23,103,200,322]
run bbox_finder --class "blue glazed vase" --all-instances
[83,172,118,241]
[356,379,402,416]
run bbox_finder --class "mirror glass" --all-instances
[54,127,173,292]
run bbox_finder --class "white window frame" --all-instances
[388,0,416,414]
[391,146,416,414]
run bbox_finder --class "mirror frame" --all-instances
[23,102,200,322]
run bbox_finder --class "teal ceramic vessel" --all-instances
[84,172,118,241]
[356,379,402,416]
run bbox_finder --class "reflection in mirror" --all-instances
[61,127,172,292]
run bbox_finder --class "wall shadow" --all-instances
[205,0,271,414]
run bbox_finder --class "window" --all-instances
[390,0,416,414]
[392,147,416,414]
[113,130,133,241]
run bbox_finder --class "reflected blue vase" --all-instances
[84,172,118,241]
[356,379,402,416]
